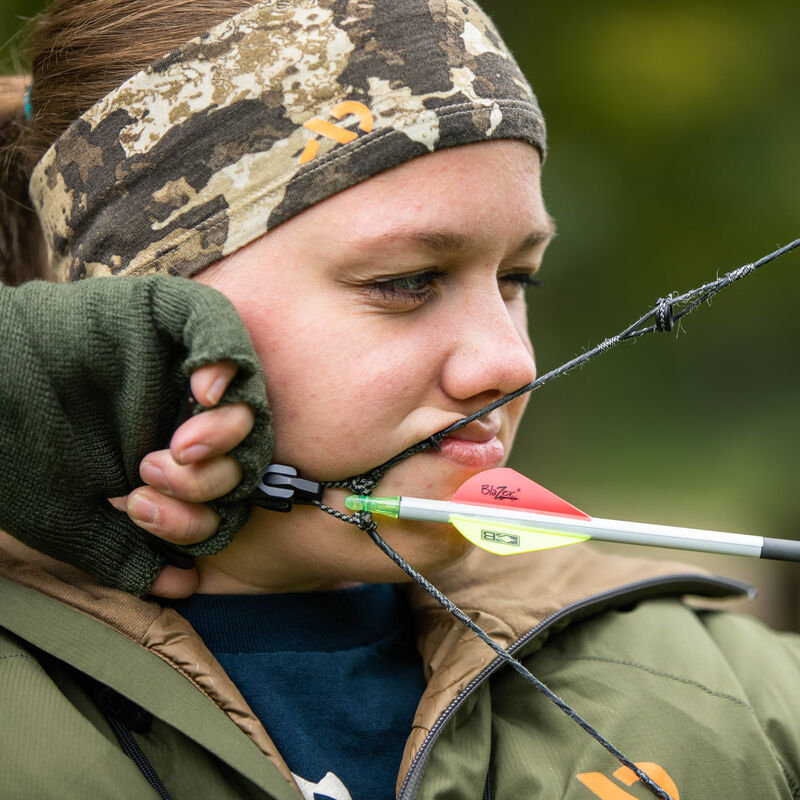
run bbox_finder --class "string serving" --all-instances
[316,237,800,800]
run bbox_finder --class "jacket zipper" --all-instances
[397,573,750,799]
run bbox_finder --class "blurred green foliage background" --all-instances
[3,2,799,626]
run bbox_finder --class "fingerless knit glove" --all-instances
[0,275,272,596]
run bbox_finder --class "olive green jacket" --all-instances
[2,537,800,800]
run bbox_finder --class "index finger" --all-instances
[190,360,238,407]
[169,402,254,465]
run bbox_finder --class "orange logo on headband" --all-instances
[299,101,374,164]
[577,762,679,799]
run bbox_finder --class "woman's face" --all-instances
[196,140,554,592]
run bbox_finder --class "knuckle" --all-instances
[212,403,254,445]
[166,502,219,544]
[182,469,211,502]
[156,454,243,503]
[203,459,243,500]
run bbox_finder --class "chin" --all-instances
[365,517,475,580]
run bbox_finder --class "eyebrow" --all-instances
[395,217,557,255]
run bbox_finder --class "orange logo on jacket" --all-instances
[577,762,679,800]
[299,101,374,164]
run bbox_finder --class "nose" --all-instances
[440,288,536,403]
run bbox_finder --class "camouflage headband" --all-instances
[30,0,546,282]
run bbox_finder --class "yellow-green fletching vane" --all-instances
[450,516,590,556]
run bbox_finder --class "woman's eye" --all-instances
[365,269,444,306]
[498,271,543,298]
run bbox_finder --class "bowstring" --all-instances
[315,236,800,800]
[327,236,800,492]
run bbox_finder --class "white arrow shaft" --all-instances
[397,497,764,558]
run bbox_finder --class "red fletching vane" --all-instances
[452,467,590,520]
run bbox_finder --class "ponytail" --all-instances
[0,76,48,285]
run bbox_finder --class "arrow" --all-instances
[345,468,800,561]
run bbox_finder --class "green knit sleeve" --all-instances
[0,275,272,596]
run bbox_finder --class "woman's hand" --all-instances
[112,361,255,598]
[1,277,270,595]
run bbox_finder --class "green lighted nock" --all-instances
[344,495,402,518]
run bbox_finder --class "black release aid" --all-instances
[252,464,324,512]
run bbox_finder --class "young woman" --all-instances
[2,2,800,799]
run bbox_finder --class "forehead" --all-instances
[293,140,550,245]
[210,139,551,279]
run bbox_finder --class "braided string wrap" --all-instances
[312,237,800,800]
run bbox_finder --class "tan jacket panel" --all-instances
[0,532,706,784]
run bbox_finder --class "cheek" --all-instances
[506,395,530,444]
[239,305,445,474]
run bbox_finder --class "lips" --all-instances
[436,417,505,468]
[438,436,506,468]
